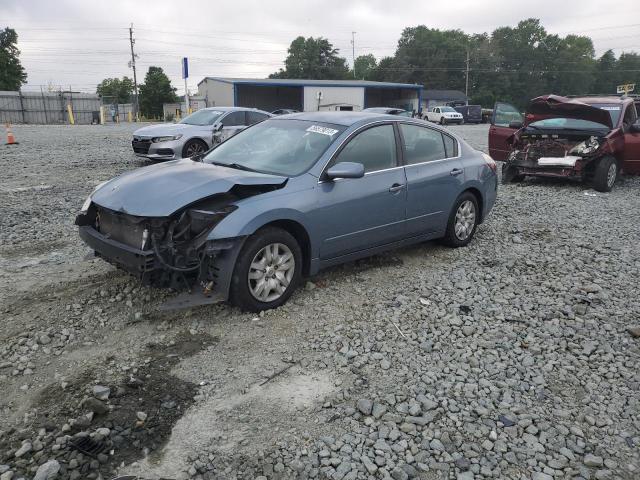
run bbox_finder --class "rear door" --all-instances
[399,123,465,235]
[488,102,523,160]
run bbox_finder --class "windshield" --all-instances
[441,106,456,112]
[203,119,346,176]
[180,109,223,126]
[587,104,622,126]
[528,118,610,130]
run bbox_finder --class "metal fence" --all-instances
[0,90,102,125]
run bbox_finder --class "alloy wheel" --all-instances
[248,243,295,302]
[186,141,205,157]
[454,200,476,241]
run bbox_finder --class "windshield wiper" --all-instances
[211,161,257,172]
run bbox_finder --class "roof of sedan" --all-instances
[272,111,398,126]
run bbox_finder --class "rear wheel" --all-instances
[230,227,302,312]
[441,192,479,247]
[592,156,618,192]
[182,139,208,159]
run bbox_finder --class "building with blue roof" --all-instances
[197,77,423,114]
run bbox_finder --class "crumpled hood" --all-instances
[91,159,287,217]
[526,95,613,129]
[133,123,199,137]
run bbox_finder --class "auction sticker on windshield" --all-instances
[306,125,339,136]
[598,106,621,111]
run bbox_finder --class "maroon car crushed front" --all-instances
[488,94,640,191]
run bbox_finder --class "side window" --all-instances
[443,134,457,157]
[622,104,637,127]
[400,124,446,164]
[493,102,523,127]
[333,124,397,173]
[434,107,439,113]
[247,111,269,125]
[222,111,246,127]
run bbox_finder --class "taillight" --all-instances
[482,153,497,173]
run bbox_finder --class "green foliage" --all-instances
[0,27,27,90]
[353,54,377,80]
[270,36,350,80]
[139,66,178,118]
[277,19,640,109]
[96,76,134,104]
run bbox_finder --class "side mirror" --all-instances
[630,120,640,133]
[509,120,523,129]
[325,162,365,180]
[213,123,223,132]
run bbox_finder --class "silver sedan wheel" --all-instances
[454,200,476,241]
[248,243,295,302]
[185,141,206,157]
[606,162,617,188]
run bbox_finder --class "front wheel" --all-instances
[182,139,208,159]
[230,227,302,312]
[441,192,479,247]
[592,156,618,192]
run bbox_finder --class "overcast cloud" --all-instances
[2,0,639,94]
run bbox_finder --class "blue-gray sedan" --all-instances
[76,112,497,311]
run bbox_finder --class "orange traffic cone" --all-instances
[5,123,18,145]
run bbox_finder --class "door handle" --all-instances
[388,183,405,192]
[450,168,464,176]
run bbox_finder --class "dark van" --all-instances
[454,105,482,124]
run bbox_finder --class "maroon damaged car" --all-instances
[488,95,640,191]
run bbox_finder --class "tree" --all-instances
[270,36,350,80]
[96,77,134,104]
[138,67,177,118]
[353,54,377,80]
[0,27,27,90]
[593,50,617,94]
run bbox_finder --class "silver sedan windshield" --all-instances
[180,110,223,126]
[203,119,345,176]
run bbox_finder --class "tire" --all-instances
[441,192,480,248]
[181,138,208,159]
[592,156,618,192]
[229,227,303,312]
[440,117,446,125]
[502,163,525,184]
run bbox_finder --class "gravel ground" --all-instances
[0,123,639,480]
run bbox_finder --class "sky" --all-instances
[2,0,640,95]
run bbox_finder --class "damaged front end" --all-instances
[76,194,243,306]
[503,132,605,182]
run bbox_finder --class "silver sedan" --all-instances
[131,107,272,161]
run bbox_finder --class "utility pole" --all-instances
[464,48,470,98]
[351,31,357,78]
[129,23,140,121]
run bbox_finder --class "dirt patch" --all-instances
[0,332,217,480]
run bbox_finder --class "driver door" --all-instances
[488,102,523,160]
[218,111,248,142]
[315,123,407,260]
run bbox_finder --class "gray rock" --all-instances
[92,385,110,400]
[584,454,604,467]
[14,442,32,457]
[33,460,60,480]
[356,398,373,416]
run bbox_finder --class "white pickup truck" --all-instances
[426,106,464,125]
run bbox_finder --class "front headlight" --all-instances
[152,134,183,143]
[80,180,108,213]
[570,136,600,155]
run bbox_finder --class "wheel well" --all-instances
[259,220,312,276]
[464,187,484,222]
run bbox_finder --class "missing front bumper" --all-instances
[78,225,245,308]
